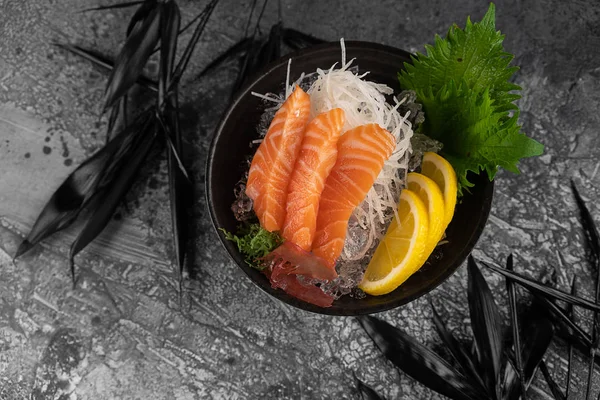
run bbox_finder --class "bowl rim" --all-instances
[206,40,494,316]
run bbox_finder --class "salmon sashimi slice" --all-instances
[281,108,346,250]
[245,86,312,232]
[312,123,396,267]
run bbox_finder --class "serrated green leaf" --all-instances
[400,3,519,113]
[415,82,543,193]
[399,3,543,194]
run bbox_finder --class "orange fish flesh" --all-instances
[311,123,396,267]
[281,108,346,250]
[245,86,312,232]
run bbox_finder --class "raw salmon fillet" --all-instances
[312,123,396,267]
[281,108,345,250]
[245,86,311,232]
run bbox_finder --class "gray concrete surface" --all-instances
[1,0,599,398]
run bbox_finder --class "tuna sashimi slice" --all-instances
[281,108,345,250]
[311,123,396,267]
[262,242,336,308]
[246,86,311,232]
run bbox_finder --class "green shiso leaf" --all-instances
[399,3,543,194]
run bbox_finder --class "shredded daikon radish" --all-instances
[251,64,306,110]
[285,58,292,99]
[251,91,282,104]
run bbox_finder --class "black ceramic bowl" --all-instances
[207,41,493,316]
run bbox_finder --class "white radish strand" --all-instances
[285,58,292,99]
[250,92,281,103]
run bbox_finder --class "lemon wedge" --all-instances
[406,172,445,261]
[420,152,458,228]
[359,190,429,296]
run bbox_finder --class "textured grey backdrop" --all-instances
[1,0,599,399]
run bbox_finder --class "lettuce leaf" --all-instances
[399,3,543,193]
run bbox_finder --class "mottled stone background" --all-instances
[1,0,599,399]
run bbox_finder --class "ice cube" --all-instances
[408,133,444,171]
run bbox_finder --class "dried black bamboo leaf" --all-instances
[79,0,145,13]
[253,0,269,35]
[531,282,600,370]
[566,340,574,397]
[571,180,600,400]
[539,360,567,400]
[504,351,518,380]
[104,3,161,110]
[587,332,597,395]
[276,0,282,24]
[149,1,225,58]
[566,279,576,398]
[165,112,191,288]
[14,173,95,258]
[231,0,269,95]
[572,180,600,334]
[243,0,259,36]
[356,378,386,400]
[503,317,554,399]
[158,1,191,284]
[54,44,158,92]
[467,255,504,396]
[55,43,113,71]
[126,0,157,37]
[357,316,485,400]
[157,104,192,288]
[60,44,158,92]
[232,39,262,94]
[552,323,600,370]
[282,27,326,50]
[14,112,153,259]
[194,37,255,80]
[231,26,282,97]
[188,0,260,86]
[98,116,161,194]
[69,121,158,281]
[106,101,121,144]
[483,261,600,313]
[256,22,282,68]
[571,180,600,278]
[121,94,128,135]
[161,128,189,179]
[505,255,527,400]
[158,0,180,106]
[106,94,129,144]
[430,304,487,394]
[586,352,596,400]
[534,293,592,347]
[171,0,220,86]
